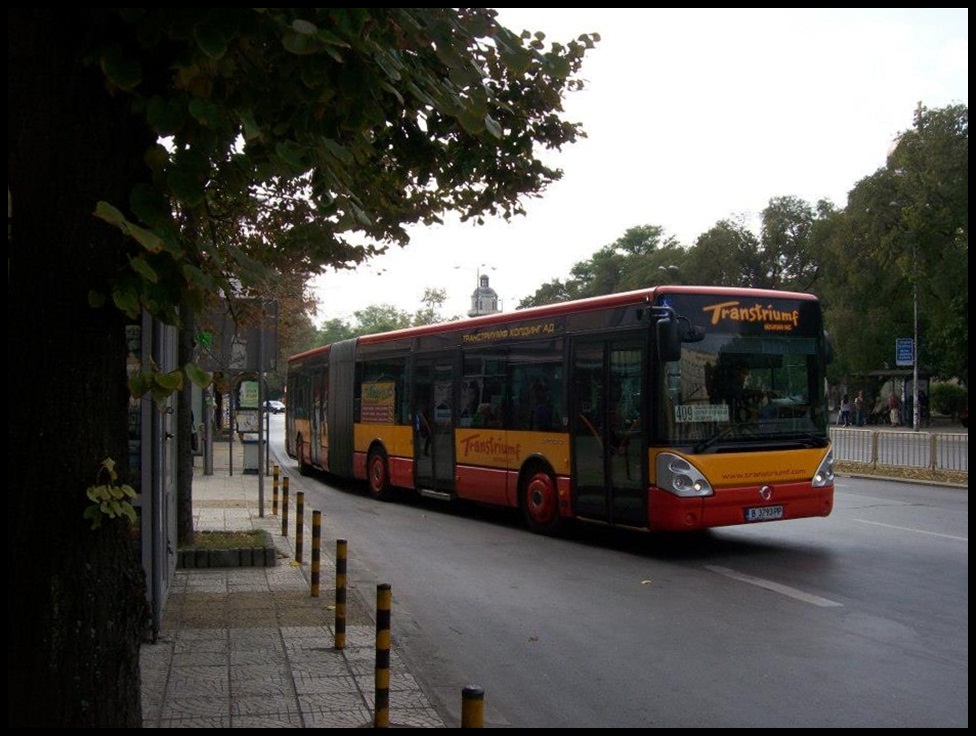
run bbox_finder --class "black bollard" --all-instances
[374,583,392,728]
[281,476,289,537]
[335,539,347,650]
[311,510,321,597]
[272,465,279,515]
[295,491,305,563]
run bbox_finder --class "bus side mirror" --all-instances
[657,317,681,362]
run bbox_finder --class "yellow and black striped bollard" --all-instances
[335,539,347,650]
[373,583,392,728]
[272,465,279,515]
[281,476,289,537]
[461,685,485,728]
[295,491,304,563]
[310,510,321,597]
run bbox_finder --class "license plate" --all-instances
[744,505,784,522]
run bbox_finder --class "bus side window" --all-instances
[509,362,563,431]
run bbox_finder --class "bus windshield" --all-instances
[655,293,829,448]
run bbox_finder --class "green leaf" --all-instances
[112,281,143,320]
[193,20,230,59]
[146,96,187,136]
[101,457,119,479]
[185,362,212,388]
[239,110,262,141]
[283,29,320,55]
[275,141,308,171]
[94,200,126,227]
[291,19,318,35]
[167,168,205,209]
[155,369,184,392]
[321,138,353,165]
[121,503,138,524]
[94,201,168,253]
[483,114,502,139]
[188,98,221,128]
[130,256,159,284]
[128,372,153,399]
[99,44,142,92]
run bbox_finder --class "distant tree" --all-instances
[313,317,356,347]
[821,103,968,385]
[513,105,966,390]
[354,304,414,334]
[686,219,762,288]
[414,286,449,325]
[521,224,682,306]
[570,244,627,297]
[518,278,580,308]
[9,7,597,726]
[615,224,675,257]
[759,196,820,291]
[885,103,968,384]
[615,228,684,290]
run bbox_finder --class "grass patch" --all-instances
[179,529,272,551]
[835,461,967,486]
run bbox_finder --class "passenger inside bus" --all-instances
[530,382,554,430]
[460,381,481,427]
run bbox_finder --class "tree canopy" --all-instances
[94,8,598,336]
[8,8,598,726]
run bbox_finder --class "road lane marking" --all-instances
[705,565,843,607]
[853,518,968,541]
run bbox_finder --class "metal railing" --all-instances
[829,427,968,474]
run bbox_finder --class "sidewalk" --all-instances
[139,438,447,728]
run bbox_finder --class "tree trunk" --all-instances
[8,9,152,726]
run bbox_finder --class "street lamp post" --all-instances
[658,265,681,283]
[891,199,920,432]
[911,240,920,432]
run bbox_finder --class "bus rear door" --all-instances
[413,355,456,493]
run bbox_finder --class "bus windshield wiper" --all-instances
[694,421,762,454]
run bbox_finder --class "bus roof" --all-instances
[288,284,819,363]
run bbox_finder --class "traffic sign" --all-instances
[895,337,914,366]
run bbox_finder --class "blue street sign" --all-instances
[896,337,914,366]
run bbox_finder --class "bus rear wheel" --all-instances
[367,448,393,501]
[521,467,562,535]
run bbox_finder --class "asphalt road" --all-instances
[267,415,968,728]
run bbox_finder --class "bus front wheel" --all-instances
[367,448,393,502]
[521,467,562,535]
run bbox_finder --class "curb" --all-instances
[176,545,277,568]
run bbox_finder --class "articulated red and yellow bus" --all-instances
[286,285,834,535]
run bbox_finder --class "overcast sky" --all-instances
[312,7,968,324]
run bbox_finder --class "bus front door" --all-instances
[414,356,456,492]
[571,339,646,528]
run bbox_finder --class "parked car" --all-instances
[264,400,286,414]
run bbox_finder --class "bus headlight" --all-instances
[812,449,835,487]
[656,453,713,498]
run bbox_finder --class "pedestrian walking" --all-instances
[888,392,900,427]
[854,390,866,427]
[838,393,852,426]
